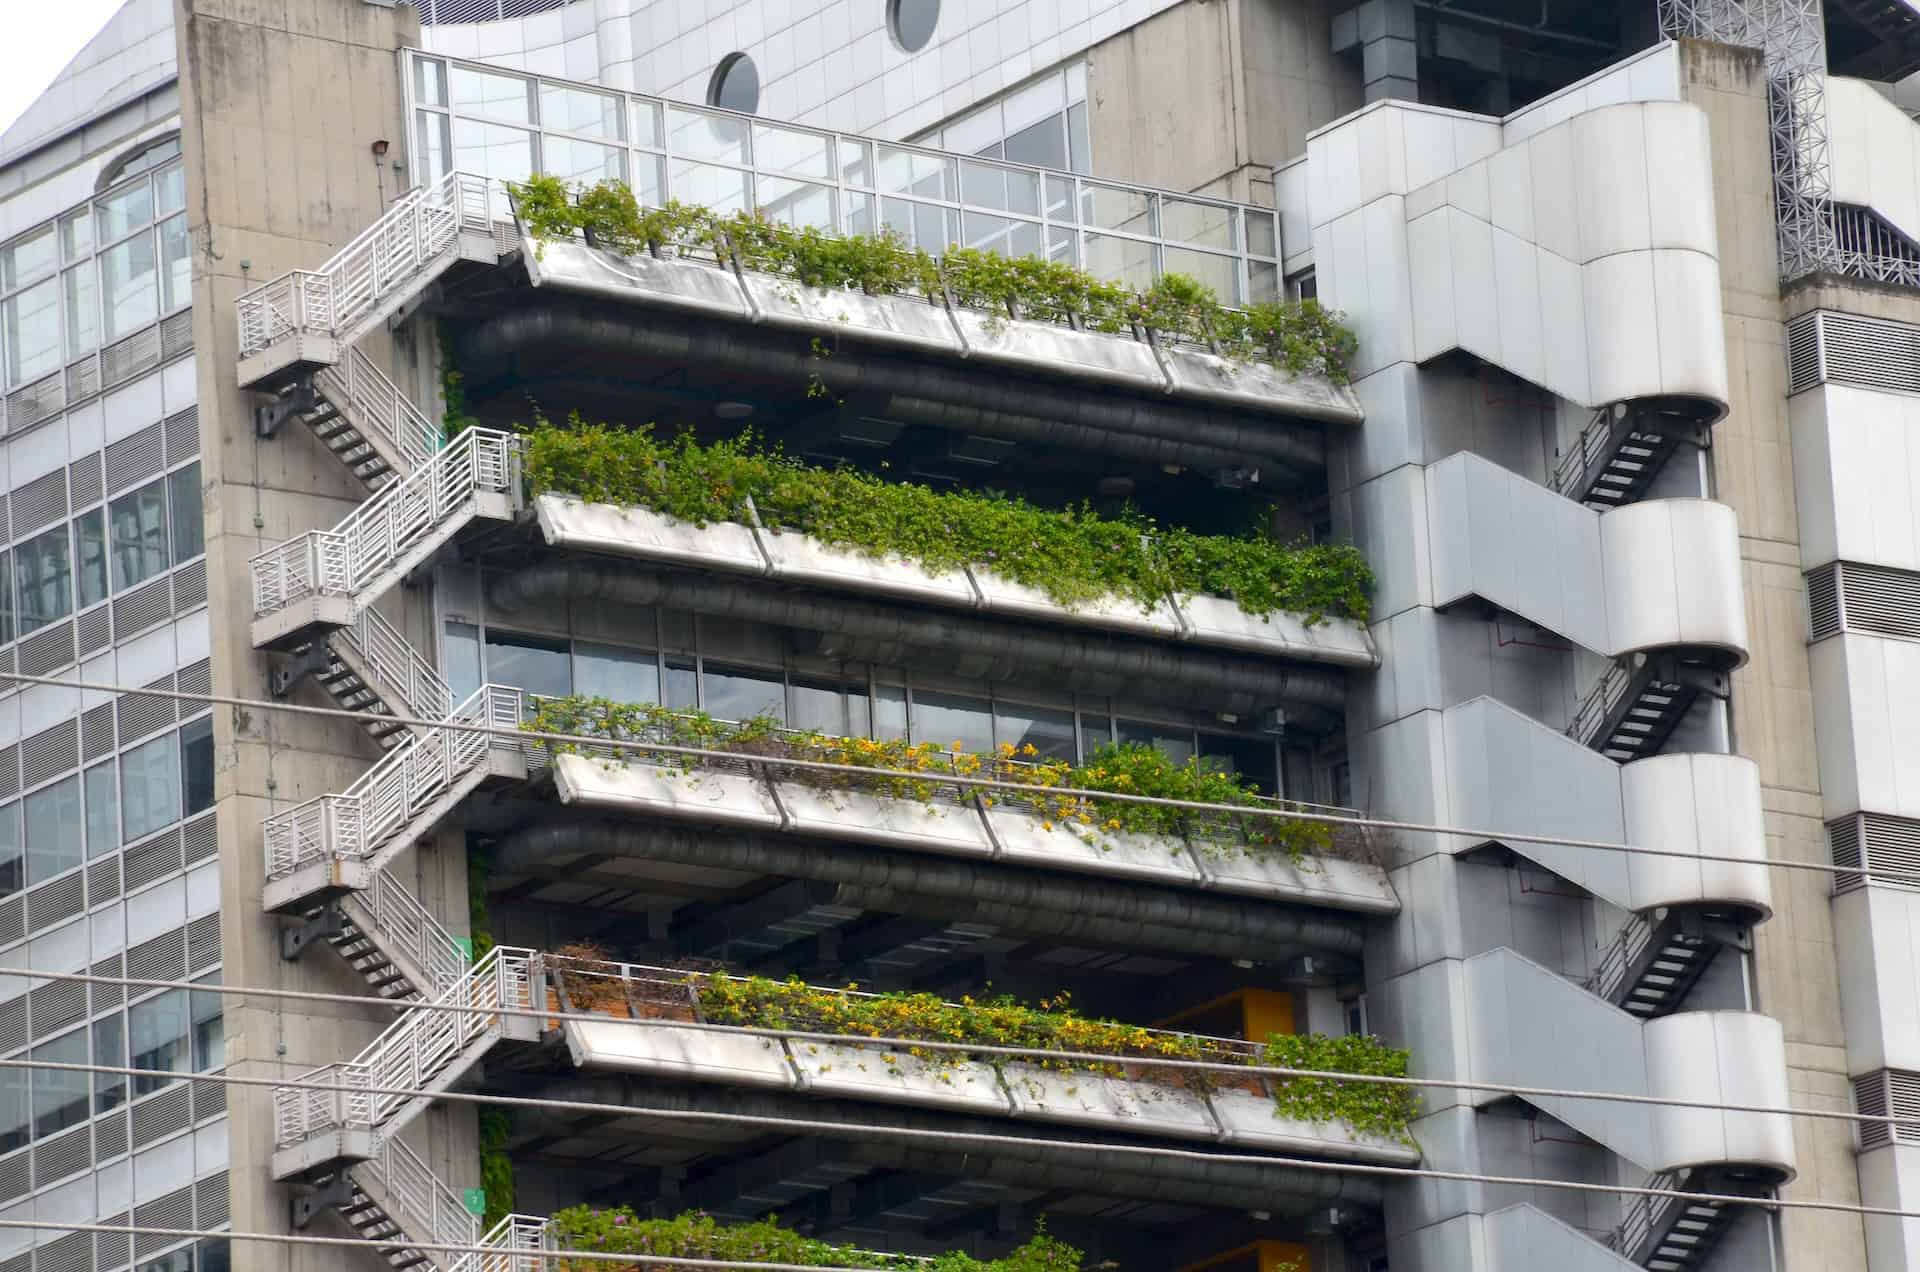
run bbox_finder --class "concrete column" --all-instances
[1356,0,1418,102]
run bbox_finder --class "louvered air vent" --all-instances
[1788,309,1920,396]
[1855,1069,1920,1150]
[1830,813,1920,892]
[1805,561,1920,641]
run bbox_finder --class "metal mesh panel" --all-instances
[1830,814,1862,893]
[33,1230,90,1272]
[0,898,20,949]
[1808,310,1920,394]
[115,673,174,742]
[91,954,124,1008]
[123,830,182,892]
[1834,561,1920,640]
[8,470,66,537]
[4,374,63,433]
[81,704,113,761]
[186,913,221,974]
[0,651,18,700]
[0,1251,25,1272]
[28,978,85,1035]
[126,929,185,983]
[23,876,84,934]
[74,605,111,658]
[16,622,73,680]
[67,455,102,509]
[0,1154,26,1204]
[94,1114,126,1161]
[88,856,120,906]
[105,424,164,496]
[31,1124,90,1189]
[192,1077,226,1124]
[64,356,99,406]
[171,560,206,613]
[159,310,193,362]
[112,577,171,640]
[0,746,19,799]
[163,407,199,463]
[133,1184,194,1256]
[130,1085,191,1151]
[177,659,210,703]
[100,326,160,389]
[1854,1069,1920,1149]
[19,720,76,789]
[0,997,24,1052]
[195,1171,229,1228]
[182,813,216,865]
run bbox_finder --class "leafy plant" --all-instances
[439,322,481,444]
[1264,1032,1419,1143]
[551,939,628,1012]
[523,696,1345,863]
[505,176,1358,382]
[520,418,1372,623]
[478,1108,514,1230]
[467,839,495,961]
[549,1207,1084,1270]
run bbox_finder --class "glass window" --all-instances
[181,717,214,817]
[414,57,447,108]
[706,53,761,114]
[0,1063,24,1154]
[74,510,108,610]
[669,160,751,216]
[541,135,625,186]
[136,1249,192,1272]
[192,973,224,1071]
[58,211,91,262]
[24,775,81,885]
[573,641,657,704]
[3,278,61,386]
[1199,733,1278,795]
[416,110,452,183]
[0,228,55,291]
[453,119,535,183]
[1117,718,1196,766]
[154,165,186,218]
[540,84,623,139]
[701,662,786,722]
[93,1012,126,1113]
[1002,115,1069,173]
[101,232,158,341]
[450,65,534,123]
[994,701,1076,761]
[109,480,168,592]
[30,1029,88,1140]
[168,463,203,563]
[484,630,571,699]
[121,731,180,844]
[873,682,907,741]
[0,801,20,898]
[1080,712,1113,755]
[631,100,662,149]
[85,760,117,859]
[663,655,697,710]
[63,264,97,361]
[444,622,481,704]
[754,124,833,179]
[789,676,847,735]
[97,180,155,242]
[669,106,749,166]
[0,551,12,646]
[129,989,189,1094]
[160,213,191,312]
[195,1238,231,1272]
[911,689,994,754]
[14,524,71,635]
[889,0,942,51]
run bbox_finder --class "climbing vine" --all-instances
[507,174,1358,383]
[522,419,1372,623]
[523,695,1343,863]
[478,1108,514,1230]
[549,1208,1084,1270]
[1263,1031,1419,1143]
[439,322,481,444]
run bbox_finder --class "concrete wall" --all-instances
[1677,38,1869,1272]
[173,1,475,1265]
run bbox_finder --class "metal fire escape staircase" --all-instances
[239,175,543,1267]
[1585,908,1752,1022]
[1604,1166,1773,1272]
[1565,653,1729,763]
[1552,401,1712,511]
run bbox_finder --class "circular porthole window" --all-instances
[888,0,940,52]
[708,52,761,113]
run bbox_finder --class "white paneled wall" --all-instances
[425,0,1183,140]
[1829,75,1920,245]
[1791,384,1920,573]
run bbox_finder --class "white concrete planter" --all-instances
[1000,1061,1220,1140]
[983,807,1201,888]
[566,1021,796,1089]
[743,274,958,355]
[773,780,995,857]
[553,755,782,831]
[1200,851,1401,914]
[1208,1083,1418,1163]
[534,499,764,577]
[759,528,976,606]
[787,1040,1012,1116]
[1177,593,1376,666]
[972,569,1184,639]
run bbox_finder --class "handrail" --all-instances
[1605,1168,1683,1259]
[274,945,537,1147]
[249,426,520,618]
[1566,657,1633,750]
[448,1214,548,1272]
[315,343,445,478]
[237,171,496,357]
[359,1133,481,1263]
[345,867,471,997]
[1551,404,1617,501]
[337,602,454,726]
[1583,910,1654,1005]
[262,682,524,881]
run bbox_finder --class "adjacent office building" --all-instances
[0,0,1915,1269]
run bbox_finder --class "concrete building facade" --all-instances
[0,1,1913,1270]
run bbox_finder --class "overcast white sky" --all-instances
[0,1,133,139]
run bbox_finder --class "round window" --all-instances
[707,52,761,114]
[888,0,940,52]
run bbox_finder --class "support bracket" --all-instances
[270,642,335,699]
[281,903,347,962]
[255,376,318,440]
[289,1172,357,1229]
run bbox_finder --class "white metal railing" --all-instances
[1551,405,1617,501]
[274,945,536,1148]
[359,1134,482,1262]
[250,426,520,618]
[1605,1168,1684,1260]
[263,683,524,882]
[1583,910,1654,1005]
[448,1214,548,1272]
[1567,658,1634,750]
[337,603,454,726]
[237,170,495,357]
[345,868,471,997]
[315,343,445,477]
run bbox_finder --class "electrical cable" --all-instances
[0,668,1896,888]
[0,965,1906,1136]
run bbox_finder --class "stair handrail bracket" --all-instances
[237,269,336,361]
[272,946,540,1177]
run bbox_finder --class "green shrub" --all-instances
[1264,1032,1420,1143]
[478,1108,514,1230]
[549,1208,1084,1270]
[506,175,1357,382]
[521,418,1372,623]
